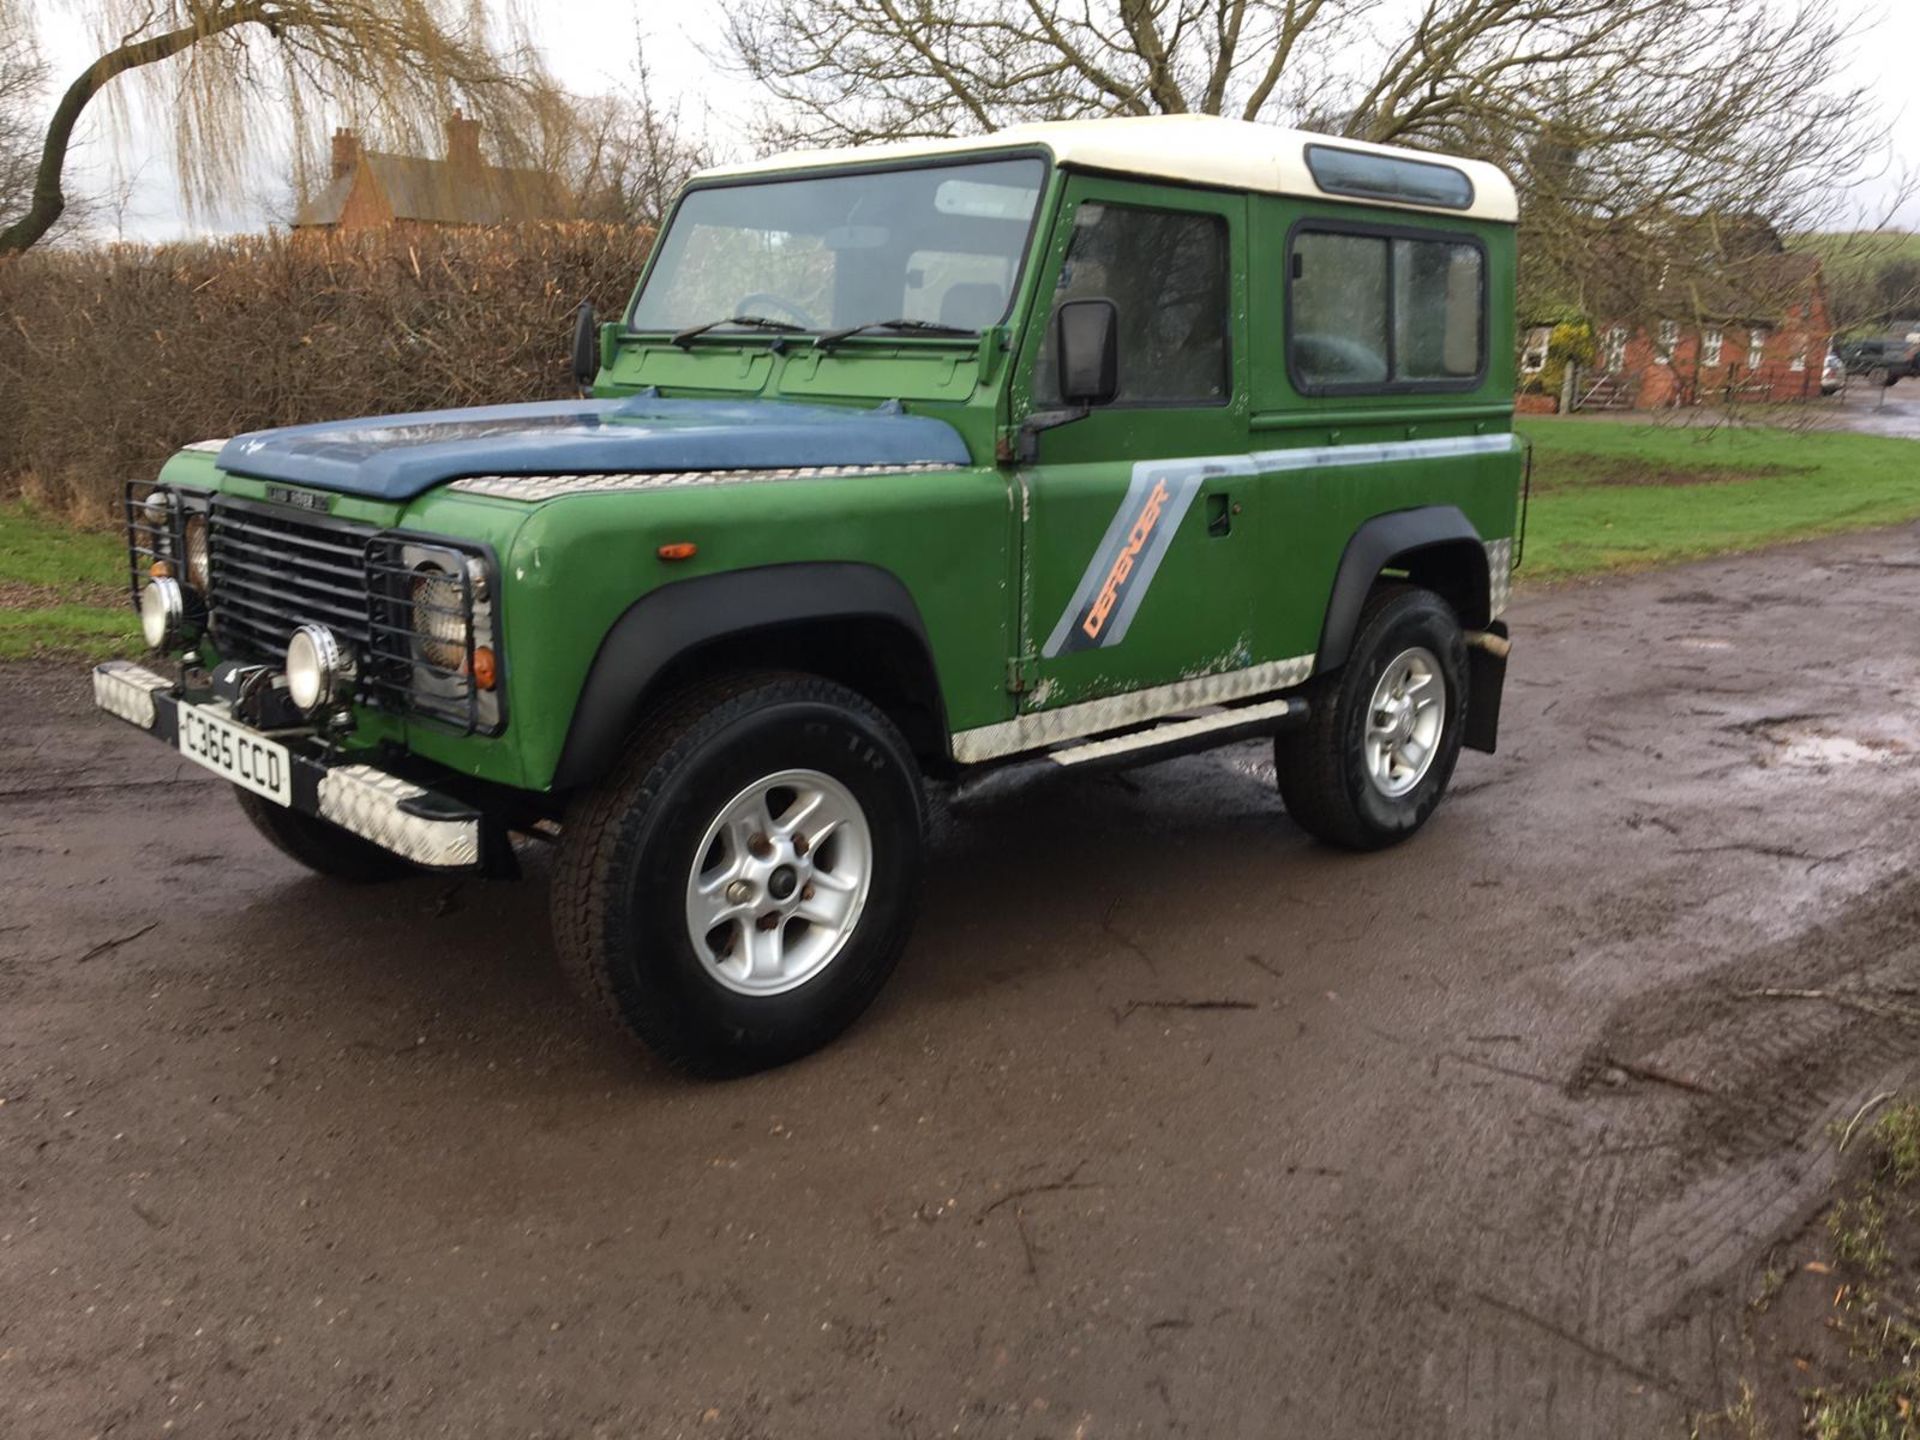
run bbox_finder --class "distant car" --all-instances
[1821,352,1844,395]
[1837,337,1920,386]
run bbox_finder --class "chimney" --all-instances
[330,127,360,181]
[444,110,483,171]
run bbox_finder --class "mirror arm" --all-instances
[1009,405,1091,465]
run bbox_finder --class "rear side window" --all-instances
[1034,203,1230,406]
[1288,226,1485,393]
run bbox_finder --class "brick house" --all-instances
[1522,225,1833,409]
[294,113,566,230]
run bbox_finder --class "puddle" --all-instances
[1773,733,1906,768]
[1747,718,1919,770]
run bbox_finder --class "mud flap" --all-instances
[1463,621,1509,755]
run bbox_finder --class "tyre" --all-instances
[1274,586,1468,852]
[234,787,419,882]
[551,672,927,1076]
[1868,365,1893,389]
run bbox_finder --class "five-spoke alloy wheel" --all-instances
[686,770,873,996]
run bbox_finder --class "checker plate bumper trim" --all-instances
[91,660,483,871]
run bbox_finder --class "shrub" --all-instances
[0,223,655,521]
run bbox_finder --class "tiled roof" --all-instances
[295,153,565,227]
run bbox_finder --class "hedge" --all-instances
[0,223,655,519]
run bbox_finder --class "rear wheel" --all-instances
[551,673,926,1076]
[1274,586,1468,851]
[234,787,418,882]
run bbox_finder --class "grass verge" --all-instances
[0,501,139,660]
[1517,419,1920,581]
[1735,1099,1920,1439]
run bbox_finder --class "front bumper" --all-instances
[93,660,484,871]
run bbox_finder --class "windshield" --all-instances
[630,157,1047,337]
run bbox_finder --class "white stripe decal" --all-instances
[1243,432,1518,473]
[952,653,1314,764]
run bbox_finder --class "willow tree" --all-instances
[0,0,540,254]
[0,0,45,232]
[724,0,1892,327]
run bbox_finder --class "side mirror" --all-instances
[1056,297,1119,407]
[571,302,597,391]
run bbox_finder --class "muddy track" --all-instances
[2,523,1919,1439]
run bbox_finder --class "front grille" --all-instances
[126,489,501,736]
[206,499,377,662]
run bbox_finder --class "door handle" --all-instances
[1206,492,1233,538]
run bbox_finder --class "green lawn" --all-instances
[1515,418,1920,580]
[0,502,140,660]
[1793,230,1920,284]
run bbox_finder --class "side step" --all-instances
[1046,696,1304,768]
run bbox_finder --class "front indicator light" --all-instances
[472,646,498,691]
[286,623,354,715]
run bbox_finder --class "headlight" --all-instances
[183,514,210,591]
[286,623,353,714]
[139,576,196,650]
[409,563,467,672]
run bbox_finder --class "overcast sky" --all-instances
[28,0,1920,242]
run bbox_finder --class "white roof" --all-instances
[695,114,1517,224]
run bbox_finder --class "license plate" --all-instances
[176,701,293,806]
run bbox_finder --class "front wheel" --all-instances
[1274,586,1468,851]
[551,673,927,1076]
[234,787,418,882]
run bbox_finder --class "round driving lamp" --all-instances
[183,513,211,591]
[139,576,195,651]
[139,488,173,530]
[285,623,353,715]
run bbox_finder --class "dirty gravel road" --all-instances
[5,526,1920,1440]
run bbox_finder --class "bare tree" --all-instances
[0,0,545,255]
[725,0,1893,323]
[514,57,715,230]
[0,0,47,233]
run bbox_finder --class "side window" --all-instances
[1289,226,1485,392]
[1034,204,1229,406]
[1291,232,1388,386]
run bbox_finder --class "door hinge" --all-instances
[1005,656,1036,694]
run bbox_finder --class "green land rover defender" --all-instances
[96,114,1523,1074]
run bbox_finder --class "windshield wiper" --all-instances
[814,318,976,349]
[669,314,806,348]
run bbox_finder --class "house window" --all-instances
[1520,325,1552,375]
[1702,327,1723,367]
[1603,325,1627,372]
[1789,347,1806,372]
[1656,319,1678,364]
[1748,326,1768,370]
[1287,225,1485,392]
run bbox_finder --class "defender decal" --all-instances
[1042,459,1214,657]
